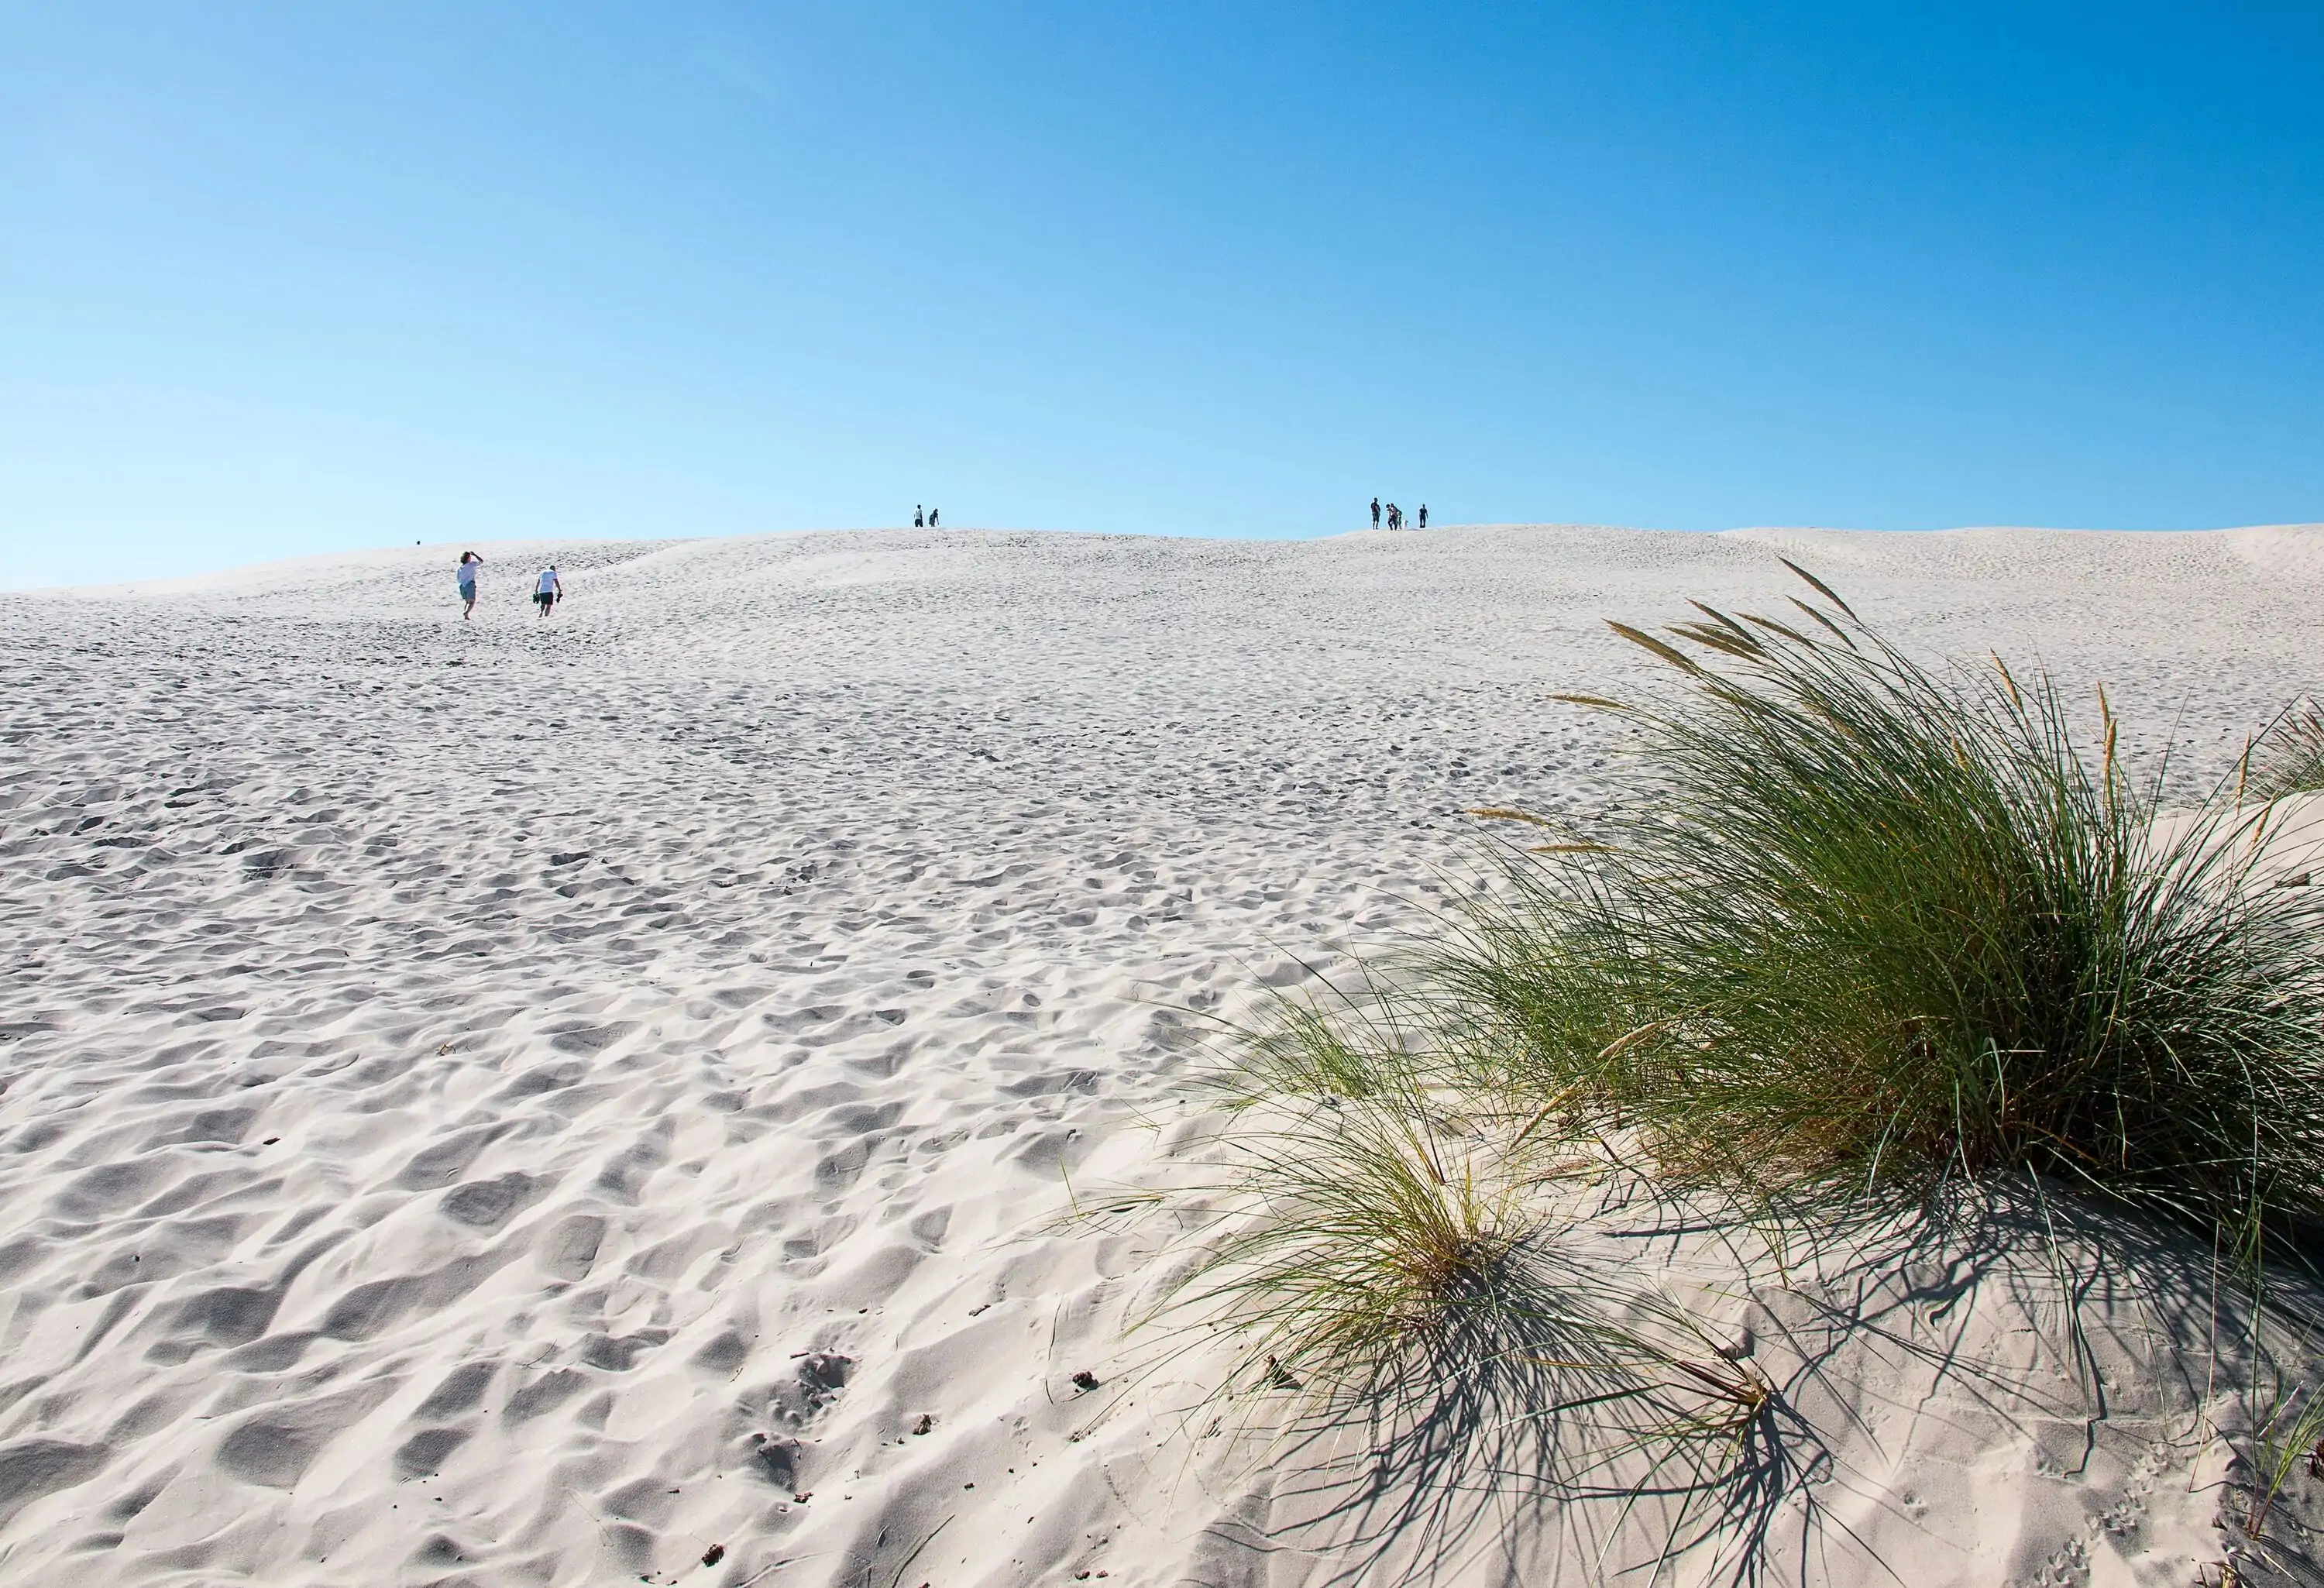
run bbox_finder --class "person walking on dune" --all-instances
[1387,503,1401,531]
[456,551,483,620]
[929,507,940,528]
[1418,504,1428,530]
[534,565,561,619]
[915,505,924,528]
[1371,497,1381,530]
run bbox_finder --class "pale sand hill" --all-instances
[2,524,2322,1586]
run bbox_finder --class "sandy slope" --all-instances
[3,524,2322,1587]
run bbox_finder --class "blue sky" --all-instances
[3,3,2320,586]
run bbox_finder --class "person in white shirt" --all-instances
[534,565,561,618]
[456,552,483,620]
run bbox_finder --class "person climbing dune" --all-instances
[456,552,483,620]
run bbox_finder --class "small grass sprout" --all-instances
[2247,1377,2324,1540]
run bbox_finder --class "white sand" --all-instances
[4,524,2322,1586]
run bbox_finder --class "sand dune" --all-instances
[5,524,2323,1586]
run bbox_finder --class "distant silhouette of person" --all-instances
[535,565,561,618]
[1418,504,1428,530]
[456,551,483,620]
[1387,504,1402,531]
[915,505,924,528]
[1371,497,1381,529]
[929,507,940,528]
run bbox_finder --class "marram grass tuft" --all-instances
[1442,563,2324,1239]
[1131,1047,1790,1580]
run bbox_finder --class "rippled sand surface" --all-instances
[5,524,2321,1586]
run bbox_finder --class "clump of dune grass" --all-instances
[1440,564,2324,1240]
[2246,703,2324,803]
[1129,1040,1793,1582]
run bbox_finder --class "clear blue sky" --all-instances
[4,3,2321,586]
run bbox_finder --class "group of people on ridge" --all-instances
[1371,498,1427,531]
[455,552,562,620]
[913,505,942,528]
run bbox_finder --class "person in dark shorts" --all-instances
[456,552,483,619]
[1371,497,1380,529]
[1418,504,1427,529]
[915,505,924,528]
[534,565,562,617]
